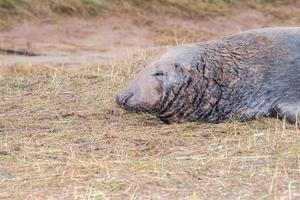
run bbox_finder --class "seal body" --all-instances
[116,27,300,123]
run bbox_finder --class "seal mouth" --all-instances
[116,92,161,113]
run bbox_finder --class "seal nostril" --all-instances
[116,92,133,108]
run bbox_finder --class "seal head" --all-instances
[116,45,200,121]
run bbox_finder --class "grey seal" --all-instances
[116,27,300,124]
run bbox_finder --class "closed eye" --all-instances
[153,71,164,76]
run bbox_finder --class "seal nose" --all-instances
[116,92,133,108]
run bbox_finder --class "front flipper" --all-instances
[273,102,300,124]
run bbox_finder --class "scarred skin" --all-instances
[116,27,300,123]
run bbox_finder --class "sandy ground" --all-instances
[0,10,291,68]
[0,17,157,67]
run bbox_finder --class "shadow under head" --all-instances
[116,27,300,124]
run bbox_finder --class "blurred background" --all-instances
[1,0,300,67]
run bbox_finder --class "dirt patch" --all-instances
[0,17,159,67]
[1,10,297,68]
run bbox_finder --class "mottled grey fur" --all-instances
[116,27,300,123]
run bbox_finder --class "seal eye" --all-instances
[153,71,164,76]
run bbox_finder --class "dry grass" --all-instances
[1,51,300,199]
[1,0,300,25]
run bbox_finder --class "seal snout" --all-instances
[116,92,133,109]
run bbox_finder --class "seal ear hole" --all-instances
[174,63,184,73]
